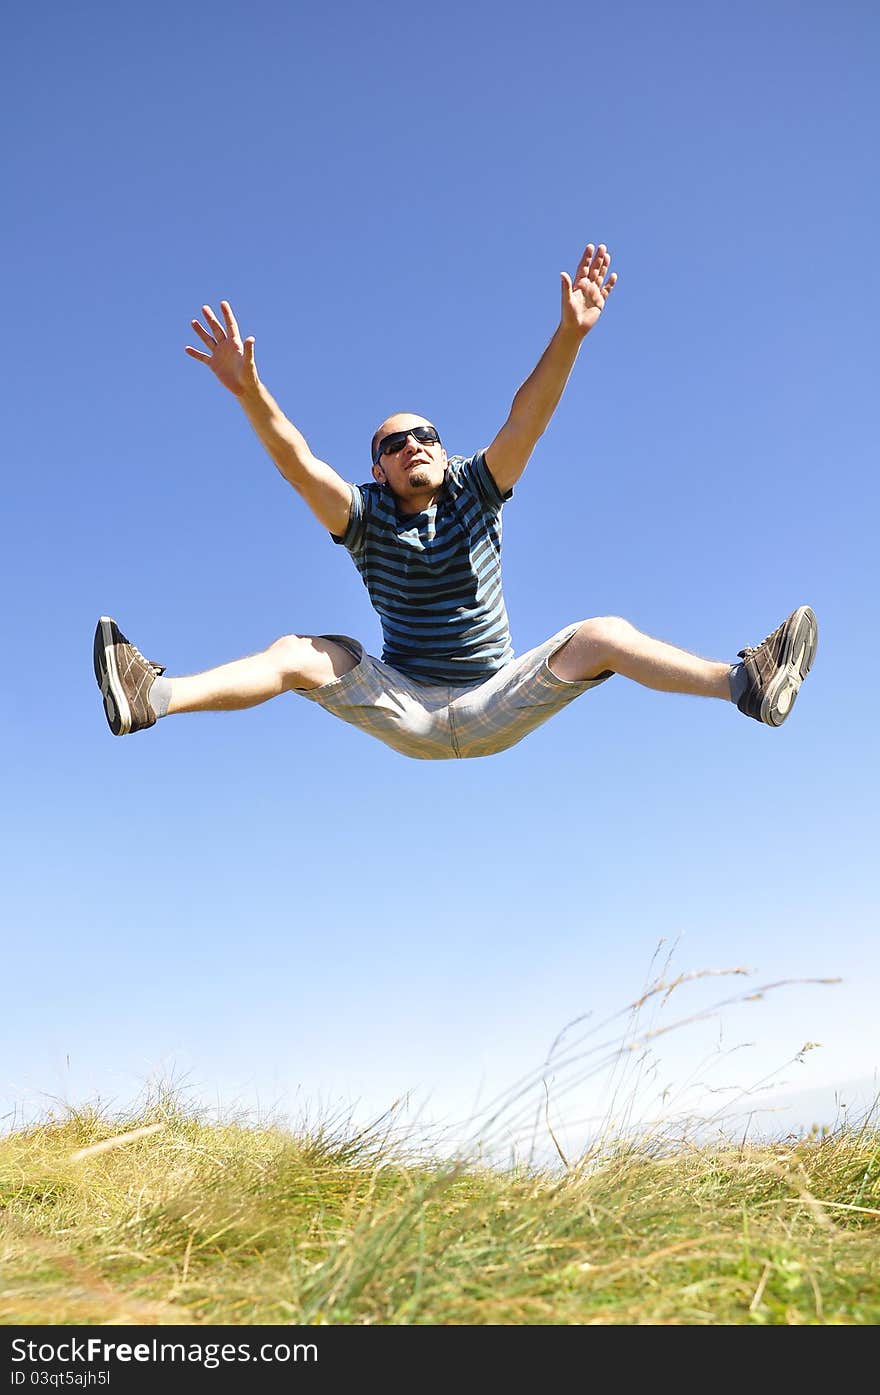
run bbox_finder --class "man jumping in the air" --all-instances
[94,241,817,758]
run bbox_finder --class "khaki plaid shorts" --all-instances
[294,623,612,760]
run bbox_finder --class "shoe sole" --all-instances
[93,617,130,736]
[760,605,818,726]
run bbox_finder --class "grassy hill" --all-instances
[2,1097,877,1325]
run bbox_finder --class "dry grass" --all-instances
[3,959,876,1325]
[1,1090,877,1325]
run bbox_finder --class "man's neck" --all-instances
[391,484,444,517]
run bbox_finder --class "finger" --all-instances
[201,304,226,340]
[191,319,216,349]
[221,300,241,342]
[602,271,618,297]
[184,346,212,364]
[575,243,595,277]
[244,336,256,364]
[560,270,573,297]
[589,244,608,280]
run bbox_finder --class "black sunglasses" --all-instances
[373,425,441,465]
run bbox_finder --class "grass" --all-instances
[1,1096,878,1325]
[3,963,878,1325]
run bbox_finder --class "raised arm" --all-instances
[484,242,617,494]
[185,301,352,536]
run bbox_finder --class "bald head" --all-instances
[371,412,437,466]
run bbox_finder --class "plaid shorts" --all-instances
[294,623,612,760]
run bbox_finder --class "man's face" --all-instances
[371,413,447,505]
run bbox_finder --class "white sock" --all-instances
[149,675,172,718]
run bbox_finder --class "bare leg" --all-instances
[165,636,358,714]
[550,617,732,699]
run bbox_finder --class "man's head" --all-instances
[370,412,447,508]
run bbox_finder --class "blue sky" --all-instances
[3,0,877,1155]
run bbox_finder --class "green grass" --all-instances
[2,1093,878,1325]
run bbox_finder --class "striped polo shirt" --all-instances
[332,451,514,685]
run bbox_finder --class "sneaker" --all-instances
[736,605,818,726]
[93,617,165,735]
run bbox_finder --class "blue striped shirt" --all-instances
[332,451,514,685]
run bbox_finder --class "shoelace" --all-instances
[127,639,166,678]
[737,623,781,660]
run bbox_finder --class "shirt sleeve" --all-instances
[451,449,513,514]
[330,482,367,552]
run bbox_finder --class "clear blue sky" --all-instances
[3,0,877,1155]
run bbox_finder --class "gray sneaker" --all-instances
[93,617,165,735]
[736,605,818,726]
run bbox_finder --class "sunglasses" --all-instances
[373,425,442,465]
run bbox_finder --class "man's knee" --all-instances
[267,633,309,678]
[268,634,359,690]
[575,616,634,657]
[550,616,632,680]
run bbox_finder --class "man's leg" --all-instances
[93,617,358,736]
[549,607,818,725]
[165,635,358,714]
[549,616,731,697]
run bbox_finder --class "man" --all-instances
[94,241,817,757]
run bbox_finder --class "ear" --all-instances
[372,462,386,484]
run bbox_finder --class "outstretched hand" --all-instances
[185,301,258,396]
[561,243,617,337]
